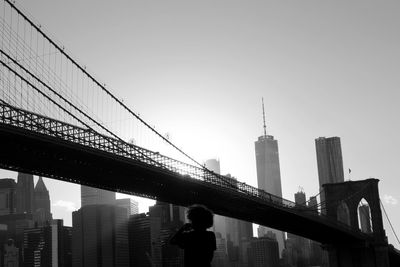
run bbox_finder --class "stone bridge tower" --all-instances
[323,178,390,267]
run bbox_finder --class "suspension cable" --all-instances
[380,199,400,246]
[4,0,205,169]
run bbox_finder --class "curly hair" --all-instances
[187,204,214,230]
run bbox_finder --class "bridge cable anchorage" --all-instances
[0,54,165,168]
[3,0,205,169]
[380,199,400,246]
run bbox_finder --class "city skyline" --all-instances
[0,0,399,249]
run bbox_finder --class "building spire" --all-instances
[262,97,267,137]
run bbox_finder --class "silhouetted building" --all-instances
[23,226,52,266]
[359,204,372,233]
[307,196,318,214]
[212,232,228,267]
[22,219,71,267]
[72,205,129,267]
[0,213,34,256]
[286,191,311,267]
[16,173,34,214]
[204,159,227,243]
[248,236,280,267]
[51,219,72,267]
[128,213,161,267]
[315,137,344,187]
[115,198,138,218]
[33,177,52,226]
[80,185,115,207]
[149,202,185,266]
[205,160,253,264]
[4,239,19,267]
[255,134,284,254]
[0,179,17,215]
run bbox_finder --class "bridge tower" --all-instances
[323,178,390,267]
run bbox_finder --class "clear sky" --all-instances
[4,0,399,247]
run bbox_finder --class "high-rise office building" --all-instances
[248,236,280,267]
[204,159,253,264]
[16,172,34,214]
[23,219,72,267]
[254,100,284,255]
[33,177,52,226]
[80,185,115,207]
[315,136,344,216]
[0,179,17,215]
[72,205,129,267]
[149,202,185,266]
[358,204,372,233]
[129,213,161,267]
[204,159,226,240]
[115,198,139,218]
[286,191,311,267]
[315,136,344,188]
[4,239,19,267]
[308,196,318,214]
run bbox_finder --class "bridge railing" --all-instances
[0,103,358,233]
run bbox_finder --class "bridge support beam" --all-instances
[323,179,390,267]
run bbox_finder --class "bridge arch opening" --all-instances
[358,198,373,233]
[336,201,350,226]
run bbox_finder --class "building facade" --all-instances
[0,179,17,215]
[16,173,35,214]
[33,177,53,226]
[80,185,116,207]
[315,136,345,187]
[72,205,129,267]
[254,135,285,255]
[115,198,139,218]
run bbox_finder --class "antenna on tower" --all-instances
[262,97,267,137]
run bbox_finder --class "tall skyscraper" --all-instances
[80,185,115,207]
[204,159,227,240]
[23,219,72,267]
[115,198,139,218]
[254,100,284,255]
[0,179,17,215]
[358,204,372,233]
[248,236,280,267]
[128,213,161,267]
[149,202,185,267]
[33,177,52,226]
[72,204,129,267]
[204,159,254,265]
[286,191,311,267]
[16,172,34,214]
[315,136,344,216]
[315,136,344,188]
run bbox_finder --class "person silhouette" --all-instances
[170,204,216,267]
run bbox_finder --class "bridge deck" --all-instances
[0,103,370,244]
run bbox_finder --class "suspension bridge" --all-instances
[0,1,399,266]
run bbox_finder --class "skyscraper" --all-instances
[33,177,52,226]
[358,204,372,233]
[80,185,115,207]
[315,136,344,188]
[315,136,344,216]
[128,213,161,267]
[16,172,34,214]
[115,198,139,218]
[72,205,129,267]
[248,236,280,267]
[254,100,284,255]
[0,179,17,215]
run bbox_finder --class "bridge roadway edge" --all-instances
[0,123,372,246]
